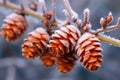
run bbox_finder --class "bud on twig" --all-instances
[28,0,37,11]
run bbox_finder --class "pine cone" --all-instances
[22,27,50,59]
[48,25,81,56]
[56,51,77,73]
[76,33,103,71]
[0,13,27,41]
[40,50,55,67]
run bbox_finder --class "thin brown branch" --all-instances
[0,1,45,20]
[94,18,120,34]
[94,25,120,34]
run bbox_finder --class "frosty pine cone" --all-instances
[40,50,55,67]
[76,33,103,71]
[0,13,27,41]
[48,25,81,56]
[22,27,50,59]
[56,50,77,73]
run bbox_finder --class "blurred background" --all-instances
[0,0,120,80]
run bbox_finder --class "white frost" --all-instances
[59,39,69,48]
[77,33,93,44]
[60,27,69,33]
[29,31,40,38]
[55,30,67,39]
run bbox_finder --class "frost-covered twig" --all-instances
[97,34,120,47]
[63,9,71,25]
[0,0,45,20]
[62,0,78,18]
[94,18,120,34]
[39,0,47,15]
[52,0,56,22]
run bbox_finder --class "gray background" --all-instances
[0,0,120,80]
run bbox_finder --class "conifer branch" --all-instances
[0,0,120,47]
[0,1,45,20]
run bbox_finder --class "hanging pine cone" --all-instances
[48,25,81,56]
[22,27,50,59]
[40,49,55,67]
[76,33,103,71]
[56,50,77,73]
[0,13,27,41]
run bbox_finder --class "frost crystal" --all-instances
[108,12,112,16]
[100,33,120,47]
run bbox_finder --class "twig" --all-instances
[52,0,56,22]
[94,18,120,34]
[39,0,46,15]
[62,0,78,18]
[0,1,45,20]
[63,9,71,25]
[97,34,120,47]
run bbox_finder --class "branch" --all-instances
[62,0,120,47]
[97,34,120,47]
[0,1,45,20]
[94,18,120,34]
[0,0,120,47]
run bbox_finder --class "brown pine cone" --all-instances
[0,13,27,41]
[22,27,50,59]
[56,51,77,73]
[40,50,55,67]
[48,25,81,56]
[76,33,103,71]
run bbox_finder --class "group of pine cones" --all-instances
[0,11,103,73]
